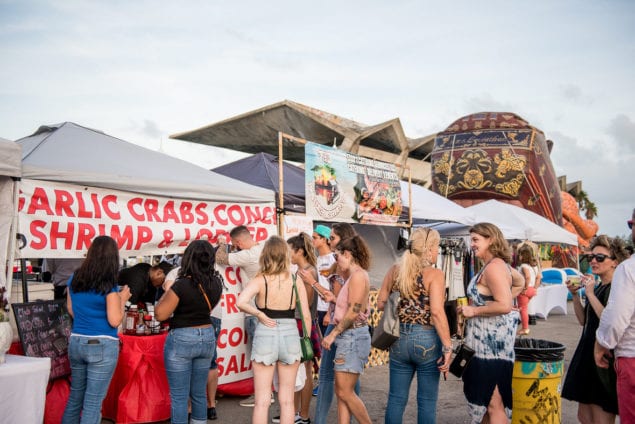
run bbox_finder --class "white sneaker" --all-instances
[241,393,275,407]
[272,413,301,423]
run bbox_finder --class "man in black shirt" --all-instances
[118,261,173,304]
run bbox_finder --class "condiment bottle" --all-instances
[125,305,139,335]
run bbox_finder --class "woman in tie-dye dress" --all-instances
[458,223,518,424]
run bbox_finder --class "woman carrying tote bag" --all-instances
[378,228,452,424]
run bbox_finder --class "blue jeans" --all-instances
[210,317,222,369]
[62,335,119,424]
[385,324,441,424]
[164,327,215,424]
[314,324,360,424]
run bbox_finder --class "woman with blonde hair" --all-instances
[237,236,311,424]
[562,235,629,424]
[458,223,518,423]
[378,227,452,424]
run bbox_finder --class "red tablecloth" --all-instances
[102,333,170,424]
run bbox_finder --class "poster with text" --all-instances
[17,179,276,258]
[216,263,254,394]
[305,142,402,225]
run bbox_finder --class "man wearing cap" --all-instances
[313,224,335,336]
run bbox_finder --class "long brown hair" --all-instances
[336,235,371,270]
[470,222,512,263]
[259,236,291,276]
[72,235,119,294]
[287,232,317,267]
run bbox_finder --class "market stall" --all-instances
[8,122,278,420]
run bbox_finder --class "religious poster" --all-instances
[305,142,402,226]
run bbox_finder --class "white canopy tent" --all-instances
[15,122,276,259]
[400,181,474,225]
[430,199,578,246]
[0,137,21,297]
[19,122,273,203]
[468,200,578,245]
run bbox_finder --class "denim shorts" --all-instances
[251,318,301,366]
[334,325,371,374]
[210,316,222,370]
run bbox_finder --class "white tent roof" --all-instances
[0,137,21,178]
[467,200,578,245]
[430,200,578,246]
[17,122,273,203]
[400,181,474,225]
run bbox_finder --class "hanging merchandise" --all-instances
[439,238,467,301]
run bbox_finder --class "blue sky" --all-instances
[1,0,633,238]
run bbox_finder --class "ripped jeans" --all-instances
[385,323,441,424]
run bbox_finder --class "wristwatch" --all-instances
[442,345,453,354]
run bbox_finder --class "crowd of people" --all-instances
[54,208,635,424]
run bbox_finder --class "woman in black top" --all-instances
[237,236,311,424]
[156,240,223,424]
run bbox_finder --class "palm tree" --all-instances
[584,201,598,220]
[574,190,598,219]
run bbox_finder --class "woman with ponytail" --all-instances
[287,232,320,424]
[155,240,223,424]
[378,228,452,424]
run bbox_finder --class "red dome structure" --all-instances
[431,112,563,226]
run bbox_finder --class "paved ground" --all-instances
[201,302,587,424]
[13,283,610,423]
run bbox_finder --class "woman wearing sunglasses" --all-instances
[562,235,630,424]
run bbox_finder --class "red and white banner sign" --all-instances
[216,264,253,390]
[17,179,277,258]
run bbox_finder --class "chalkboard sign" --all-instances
[12,300,72,379]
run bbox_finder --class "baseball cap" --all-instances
[314,224,331,239]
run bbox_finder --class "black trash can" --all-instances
[512,338,566,424]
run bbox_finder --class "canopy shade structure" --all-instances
[212,152,306,213]
[17,122,274,203]
[467,200,578,245]
[0,137,21,292]
[400,181,475,225]
[0,137,21,178]
[170,100,437,184]
[431,200,578,245]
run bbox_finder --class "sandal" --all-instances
[517,329,530,336]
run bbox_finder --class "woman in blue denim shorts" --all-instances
[62,236,132,424]
[321,235,373,424]
[237,236,311,424]
[377,228,453,424]
[156,240,223,424]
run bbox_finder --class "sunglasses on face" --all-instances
[628,220,633,230]
[584,253,614,263]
